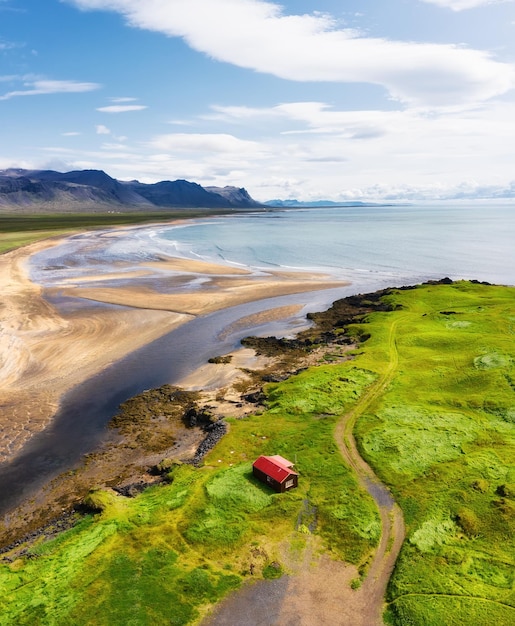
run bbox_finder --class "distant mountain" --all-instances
[204,186,259,207]
[0,169,263,212]
[265,199,388,208]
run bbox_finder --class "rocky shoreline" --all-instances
[0,415,229,560]
[0,282,448,554]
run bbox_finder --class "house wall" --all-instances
[252,466,282,492]
[252,466,298,493]
[284,475,298,491]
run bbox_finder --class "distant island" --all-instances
[264,199,392,208]
[0,168,263,212]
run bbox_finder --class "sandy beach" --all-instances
[0,230,347,464]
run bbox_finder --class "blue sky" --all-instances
[1,0,514,201]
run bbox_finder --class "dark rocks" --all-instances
[191,421,228,466]
[111,385,200,433]
[184,405,215,428]
[241,335,309,357]
[261,373,289,383]
[303,289,399,343]
[424,277,454,285]
[208,355,233,364]
[113,481,155,498]
[0,510,79,557]
[242,391,266,404]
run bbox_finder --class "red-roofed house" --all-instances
[252,455,298,493]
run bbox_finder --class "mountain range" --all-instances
[0,169,262,212]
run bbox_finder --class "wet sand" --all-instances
[0,232,347,464]
[0,239,190,463]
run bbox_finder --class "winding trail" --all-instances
[205,315,407,626]
[333,314,407,625]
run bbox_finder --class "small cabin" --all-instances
[252,455,298,493]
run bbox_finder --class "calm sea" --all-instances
[157,203,515,286]
[32,203,515,289]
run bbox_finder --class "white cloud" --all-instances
[62,131,81,136]
[29,94,514,200]
[0,78,100,100]
[96,104,147,112]
[208,102,403,144]
[168,119,195,126]
[206,104,283,122]
[181,99,515,199]
[148,132,262,154]
[101,142,133,151]
[96,124,111,134]
[109,96,138,102]
[66,0,515,108]
[420,0,512,10]
[9,88,514,201]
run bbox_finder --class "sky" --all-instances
[1,0,515,202]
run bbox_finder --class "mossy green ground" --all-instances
[350,282,515,626]
[1,280,514,625]
[0,366,378,625]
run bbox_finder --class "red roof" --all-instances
[253,455,298,484]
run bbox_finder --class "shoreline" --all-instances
[0,228,349,466]
[0,275,359,544]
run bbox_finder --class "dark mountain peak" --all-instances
[0,168,262,212]
[205,185,262,207]
[34,168,115,187]
[0,168,30,178]
[130,178,228,208]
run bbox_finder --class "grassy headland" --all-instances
[0,280,513,625]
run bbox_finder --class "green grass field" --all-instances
[350,282,515,626]
[0,365,379,625]
[0,211,234,254]
[0,280,513,625]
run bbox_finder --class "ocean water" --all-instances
[157,204,515,285]
[31,203,515,289]
[156,204,515,285]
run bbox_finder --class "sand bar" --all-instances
[0,229,348,463]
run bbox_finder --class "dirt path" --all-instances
[333,315,406,624]
[204,316,406,626]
